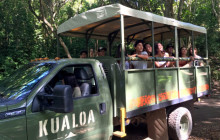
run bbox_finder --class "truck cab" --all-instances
[0,59,113,140]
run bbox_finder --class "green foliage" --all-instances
[0,0,36,79]
[0,0,219,80]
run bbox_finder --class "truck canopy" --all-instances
[58,3,206,41]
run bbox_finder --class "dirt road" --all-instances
[189,81,220,140]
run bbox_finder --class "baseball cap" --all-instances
[98,47,107,52]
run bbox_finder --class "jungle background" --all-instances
[0,0,219,81]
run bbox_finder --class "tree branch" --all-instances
[39,0,54,32]
[211,0,218,17]
[28,0,41,21]
[28,0,51,36]
[60,0,70,8]
[59,37,72,59]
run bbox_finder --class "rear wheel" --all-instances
[168,107,192,140]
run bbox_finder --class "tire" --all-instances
[168,107,192,140]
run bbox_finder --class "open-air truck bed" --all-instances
[58,4,211,139]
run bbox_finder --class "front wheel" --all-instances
[168,107,192,140]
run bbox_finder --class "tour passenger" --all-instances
[154,43,170,68]
[189,47,204,66]
[128,40,149,69]
[166,44,175,57]
[144,43,153,68]
[179,46,189,67]
[144,43,152,56]
[80,50,88,58]
[98,47,107,56]
[89,49,94,57]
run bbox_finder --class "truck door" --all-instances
[0,106,27,140]
[26,64,112,140]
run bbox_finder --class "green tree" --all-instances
[0,0,39,79]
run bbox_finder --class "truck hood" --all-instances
[0,104,8,113]
[0,103,26,120]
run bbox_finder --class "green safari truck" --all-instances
[0,4,210,140]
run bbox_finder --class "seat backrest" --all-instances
[74,68,90,81]
[74,68,91,96]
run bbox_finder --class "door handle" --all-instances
[99,103,106,114]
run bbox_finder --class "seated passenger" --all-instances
[89,49,94,57]
[189,47,204,66]
[179,46,190,67]
[98,47,107,56]
[80,50,88,58]
[128,40,149,69]
[154,43,170,68]
[144,43,152,56]
[144,43,153,68]
[166,44,175,57]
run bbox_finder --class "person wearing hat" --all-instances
[98,47,107,56]
[80,50,88,58]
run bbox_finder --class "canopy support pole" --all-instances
[192,31,198,96]
[175,26,180,98]
[151,22,155,68]
[108,31,119,56]
[192,31,195,66]
[120,14,125,70]
[152,21,158,105]
[175,27,179,67]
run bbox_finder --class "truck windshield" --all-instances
[0,63,54,101]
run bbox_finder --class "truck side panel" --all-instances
[179,68,195,98]
[125,67,210,118]
[125,69,156,111]
[196,66,210,97]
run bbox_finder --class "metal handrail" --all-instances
[125,57,208,61]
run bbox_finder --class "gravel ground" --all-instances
[189,81,220,140]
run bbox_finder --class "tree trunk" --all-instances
[59,37,72,59]
[161,0,174,18]
[177,0,185,20]
[211,0,220,30]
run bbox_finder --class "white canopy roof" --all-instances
[57,4,206,41]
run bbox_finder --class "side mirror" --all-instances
[49,85,73,113]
